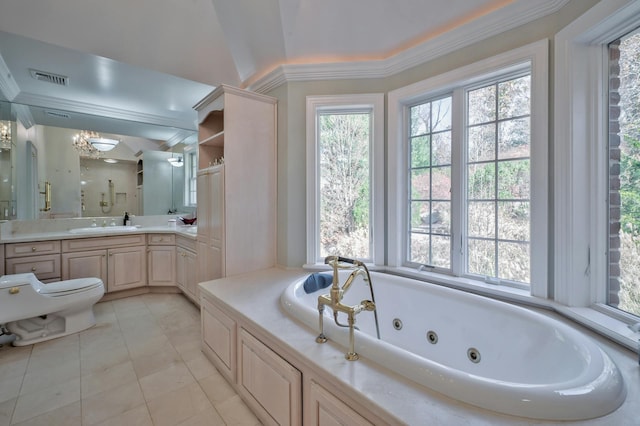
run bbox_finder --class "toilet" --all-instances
[0,273,104,346]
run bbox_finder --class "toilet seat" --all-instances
[38,278,103,296]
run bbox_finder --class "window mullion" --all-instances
[451,87,465,276]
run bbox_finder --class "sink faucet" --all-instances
[316,255,377,361]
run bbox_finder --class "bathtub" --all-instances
[280,271,626,421]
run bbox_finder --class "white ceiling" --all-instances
[0,0,568,142]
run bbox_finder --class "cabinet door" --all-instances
[184,249,198,301]
[107,245,146,292]
[306,380,372,426]
[238,328,302,426]
[62,250,107,283]
[201,296,236,382]
[176,247,188,292]
[147,246,176,286]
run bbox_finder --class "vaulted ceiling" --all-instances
[0,0,569,139]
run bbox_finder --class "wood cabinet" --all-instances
[194,85,277,281]
[201,293,237,383]
[0,244,4,276]
[238,328,302,426]
[61,235,146,292]
[147,234,176,286]
[5,240,61,282]
[305,380,372,426]
[176,236,197,303]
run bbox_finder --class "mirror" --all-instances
[1,99,197,220]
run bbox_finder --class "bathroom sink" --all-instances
[69,225,139,234]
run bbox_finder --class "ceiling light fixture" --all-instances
[0,121,12,150]
[72,130,120,157]
[168,156,184,167]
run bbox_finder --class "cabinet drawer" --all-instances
[6,240,61,258]
[62,235,145,252]
[238,328,302,426]
[5,254,61,280]
[147,233,176,245]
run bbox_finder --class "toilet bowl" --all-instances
[0,273,104,346]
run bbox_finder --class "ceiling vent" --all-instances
[45,110,71,119]
[29,69,69,86]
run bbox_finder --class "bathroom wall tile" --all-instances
[214,395,261,426]
[10,401,81,426]
[81,380,145,426]
[80,360,137,399]
[146,382,213,426]
[11,378,80,424]
[92,404,152,426]
[138,362,195,401]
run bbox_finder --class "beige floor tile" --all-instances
[0,357,29,383]
[80,342,129,376]
[198,371,237,405]
[0,376,22,404]
[11,377,80,424]
[176,406,226,426]
[139,362,195,401]
[131,345,182,379]
[186,353,218,380]
[0,345,31,364]
[124,333,172,360]
[81,380,145,426]
[26,344,79,375]
[0,398,16,426]
[29,333,79,356]
[215,395,261,426]
[146,382,213,426]
[93,404,152,426]
[81,360,138,398]
[79,327,126,356]
[10,401,81,426]
[20,357,80,395]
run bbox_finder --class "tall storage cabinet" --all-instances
[194,85,277,281]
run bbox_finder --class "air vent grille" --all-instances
[29,69,69,86]
[45,110,71,119]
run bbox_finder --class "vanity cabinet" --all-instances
[5,240,61,282]
[201,293,237,383]
[147,233,176,287]
[194,85,277,280]
[0,244,4,276]
[61,235,146,292]
[176,236,198,303]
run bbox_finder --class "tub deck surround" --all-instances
[199,268,640,425]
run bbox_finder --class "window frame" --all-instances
[388,40,549,297]
[184,146,197,207]
[554,0,640,340]
[305,94,385,267]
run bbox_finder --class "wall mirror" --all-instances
[0,99,197,221]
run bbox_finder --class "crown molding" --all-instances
[12,92,196,130]
[0,53,20,101]
[250,0,570,93]
[12,103,35,129]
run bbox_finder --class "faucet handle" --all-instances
[360,300,376,311]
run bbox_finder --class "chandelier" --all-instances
[72,130,120,158]
[167,156,184,167]
[0,121,11,150]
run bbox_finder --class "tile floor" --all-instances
[0,293,262,426]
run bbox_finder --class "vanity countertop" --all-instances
[0,225,198,243]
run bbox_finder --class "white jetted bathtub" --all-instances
[280,271,626,421]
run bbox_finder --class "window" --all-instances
[555,1,640,345]
[184,148,197,206]
[389,40,548,294]
[609,30,640,317]
[306,94,384,266]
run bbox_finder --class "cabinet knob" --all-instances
[31,247,37,252]
[9,287,20,295]
[31,267,37,271]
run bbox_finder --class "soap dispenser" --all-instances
[123,211,130,226]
